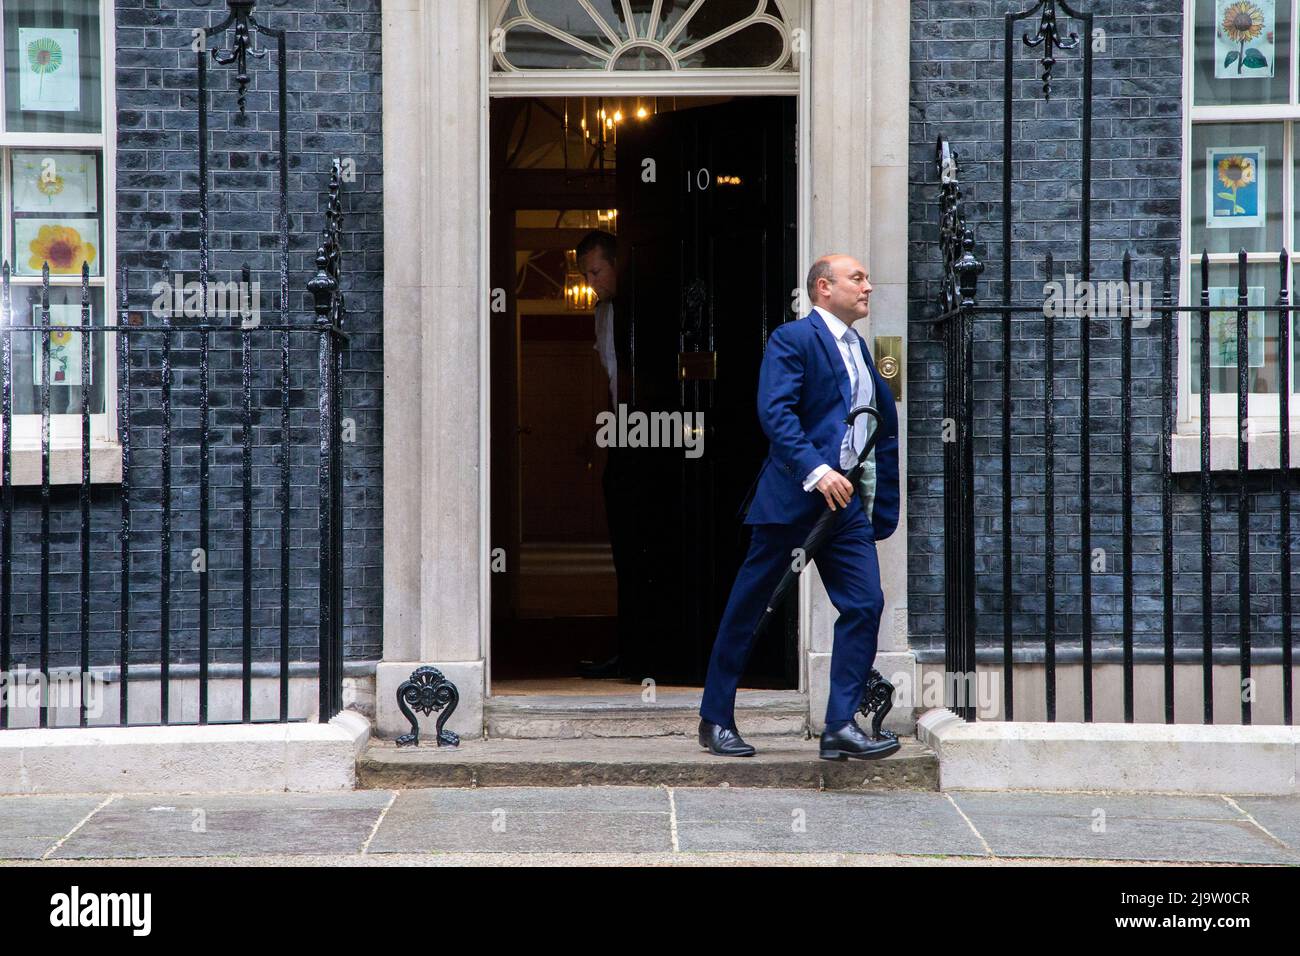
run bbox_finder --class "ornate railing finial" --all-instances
[204,0,276,116]
[936,136,983,316]
[1023,0,1079,100]
[307,158,345,328]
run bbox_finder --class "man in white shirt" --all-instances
[575,231,642,680]
[801,303,875,503]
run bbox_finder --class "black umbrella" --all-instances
[753,404,883,640]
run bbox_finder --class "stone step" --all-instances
[483,688,809,738]
[481,688,920,740]
[357,734,939,791]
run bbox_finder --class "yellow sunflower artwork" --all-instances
[1207,148,1265,229]
[1216,0,1274,78]
[21,221,98,276]
[31,305,86,387]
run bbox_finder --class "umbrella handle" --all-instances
[844,404,883,470]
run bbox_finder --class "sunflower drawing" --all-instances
[25,37,63,99]
[1220,1,1269,74]
[36,173,65,203]
[1216,154,1256,216]
[26,223,96,274]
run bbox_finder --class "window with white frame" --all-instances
[0,0,112,446]
[490,0,799,74]
[1186,0,1300,423]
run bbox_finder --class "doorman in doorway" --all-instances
[698,254,901,760]
[575,230,645,681]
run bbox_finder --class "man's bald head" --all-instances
[806,253,848,304]
[806,253,872,323]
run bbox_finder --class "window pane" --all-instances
[1190,123,1283,255]
[612,46,673,69]
[493,0,795,71]
[1294,266,1300,401]
[4,0,102,134]
[1189,261,1292,396]
[5,284,106,416]
[677,22,787,69]
[1194,0,1289,105]
[498,23,608,70]
[9,149,104,279]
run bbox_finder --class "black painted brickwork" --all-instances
[908,1,1300,666]
[4,0,382,677]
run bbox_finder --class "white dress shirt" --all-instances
[592,299,618,410]
[802,306,874,492]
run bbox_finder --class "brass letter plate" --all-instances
[874,336,902,401]
[678,351,717,380]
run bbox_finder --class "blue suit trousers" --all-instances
[699,502,884,730]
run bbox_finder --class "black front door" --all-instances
[615,96,797,685]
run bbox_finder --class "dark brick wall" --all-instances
[909,0,1298,664]
[5,0,382,675]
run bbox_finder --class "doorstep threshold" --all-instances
[485,688,806,714]
[358,734,937,791]
[482,688,808,739]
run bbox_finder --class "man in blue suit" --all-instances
[698,253,901,760]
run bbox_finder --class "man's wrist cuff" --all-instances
[802,463,832,492]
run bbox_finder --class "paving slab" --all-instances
[1229,795,1300,850]
[367,786,674,854]
[358,735,937,791]
[0,786,1291,864]
[52,791,393,860]
[0,795,104,860]
[2,852,1211,867]
[947,791,1299,865]
[672,788,987,855]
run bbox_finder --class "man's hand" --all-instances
[816,471,854,511]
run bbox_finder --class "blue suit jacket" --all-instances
[739,311,900,539]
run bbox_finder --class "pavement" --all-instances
[0,786,1296,865]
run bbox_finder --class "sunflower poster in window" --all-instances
[15,219,100,277]
[1206,286,1266,368]
[1215,0,1275,78]
[1206,147,1265,229]
[17,28,80,113]
[31,305,86,387]
[11,153,97,214]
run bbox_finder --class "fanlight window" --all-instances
[492,0,797,73]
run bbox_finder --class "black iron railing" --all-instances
[931,0,1294,726]
[0,172,346,728]
[934,135,1295,727]
[0,0,348,729]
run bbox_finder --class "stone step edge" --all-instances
[356,746,938,791]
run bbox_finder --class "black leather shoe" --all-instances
[698,719,756,757]
[576,654,622,679]
[819,719,901,760]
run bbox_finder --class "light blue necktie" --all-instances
[844,329,872,460]
[844,328,878,517]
